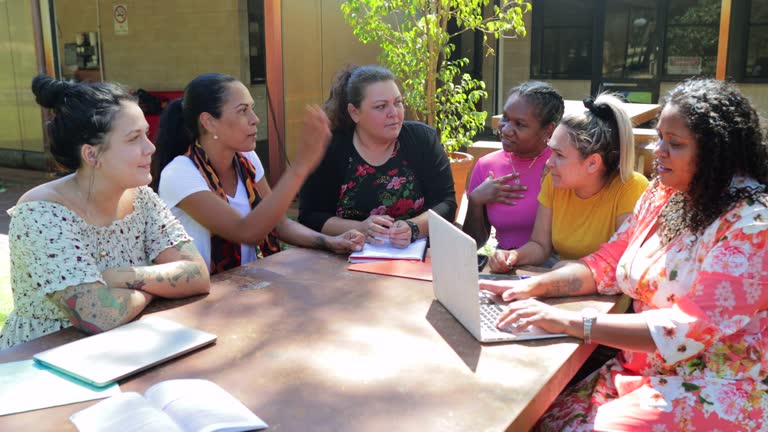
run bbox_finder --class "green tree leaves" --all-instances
[341,0,531,153]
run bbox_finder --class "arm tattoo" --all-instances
[125,280,147,291]
[163,262,202,287]
[313,234,328,250]
[49,283,129,334]
[169,241,199,260]
[548,275,584,297]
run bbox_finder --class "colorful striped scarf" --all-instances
[186,143,281,274]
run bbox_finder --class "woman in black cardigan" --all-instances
[299,65,456,248]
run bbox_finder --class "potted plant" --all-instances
[341,0,531,210]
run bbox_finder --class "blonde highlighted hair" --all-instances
[560,93,634,182]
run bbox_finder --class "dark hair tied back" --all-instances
[323,65,396,132]
[31,74,135,172]
[583,97,613,121]
[152,73,238,190]
[507,81,565,128]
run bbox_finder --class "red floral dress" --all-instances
[336,141,425,221]
[538,177,768,431]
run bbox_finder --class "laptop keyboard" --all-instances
[479,292,514,333]
[479,292,536,335]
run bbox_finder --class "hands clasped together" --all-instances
[362,215,415,249]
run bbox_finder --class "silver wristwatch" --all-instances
[581,307,598,345]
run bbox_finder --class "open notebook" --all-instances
[33,316,216,387]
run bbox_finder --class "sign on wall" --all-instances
[666,56,702,75]
[113,4,128,35]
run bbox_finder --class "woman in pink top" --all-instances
[463,82,564,251]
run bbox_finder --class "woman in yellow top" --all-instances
[490,93,649,272]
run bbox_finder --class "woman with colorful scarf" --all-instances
[152,73,364,275]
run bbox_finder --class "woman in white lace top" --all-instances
[0,75,210,349]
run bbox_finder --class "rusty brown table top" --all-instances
[0,248,625,431]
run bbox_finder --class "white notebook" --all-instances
[34,316,217,388]
[349,238,427,263]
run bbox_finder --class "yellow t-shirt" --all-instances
[538,171,649,260]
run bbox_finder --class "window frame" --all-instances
[726,0,768,84]
[247,0,267,85]
[658,0,721,81]
[529,0,597,81]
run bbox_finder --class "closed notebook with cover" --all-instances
[33,316,216,388]
[348,257,433,281]
[348,238,427,263]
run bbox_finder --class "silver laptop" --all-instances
[428,210,566,343]
[34,316,216,387]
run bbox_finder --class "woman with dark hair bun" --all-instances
[153,73,363,275]
[482,78,768,430]
[299,65,456,248]
[0,75,210,349]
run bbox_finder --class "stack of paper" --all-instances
[348,238,427,263]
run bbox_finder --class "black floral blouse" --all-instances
[336,141,425,221]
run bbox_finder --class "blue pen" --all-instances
[519,275,531,279]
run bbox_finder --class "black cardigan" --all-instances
[299,121,456,232]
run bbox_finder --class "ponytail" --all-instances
[151,73,237,191]
[324,65,356,132]
[561,93,635,182]
[323,64,395,132]
[600,95,634,182]
[151,99,192,191]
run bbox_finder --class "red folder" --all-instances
[348,257,433,282]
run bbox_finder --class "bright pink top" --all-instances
[467,148,551,249]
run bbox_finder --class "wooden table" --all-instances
[0,248,626,431]
[491,100,660,130]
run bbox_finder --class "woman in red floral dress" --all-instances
[480,78,768,431]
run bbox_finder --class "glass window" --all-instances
[531,0,594,79]
[247,0,266,84]
[663,0,721,77]
[603,1,657,80]
[746,0,768,78]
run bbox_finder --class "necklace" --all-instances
[354,130,395,166]
[507,149,546,185]
[657,191,688,245]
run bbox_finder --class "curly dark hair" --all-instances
[662,78,768,234]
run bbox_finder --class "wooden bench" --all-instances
[633,128,657,178]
